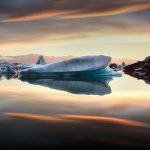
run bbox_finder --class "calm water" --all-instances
[0,75,150,150]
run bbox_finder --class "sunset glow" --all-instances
[0,0,150,59]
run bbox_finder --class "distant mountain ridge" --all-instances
[111,58,136,65]
[0,54,136,64]
[0,54,73,64]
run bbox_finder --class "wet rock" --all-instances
[124,57,150,83]
[109,62,126,71]
[109,63,118,71]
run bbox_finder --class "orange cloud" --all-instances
[2,1,150,22]
[63,3,150,19]
[2,10,75,22]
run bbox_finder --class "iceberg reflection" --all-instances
[20,77,112,95]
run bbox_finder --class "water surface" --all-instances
[0,75,150,150]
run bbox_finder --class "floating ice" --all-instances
[0,63,16,75]
[17,64,38,70]
[36,55,47,65]
[20,55,122,78]
[17,56,46,70]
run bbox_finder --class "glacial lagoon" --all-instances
[0,75,150,149]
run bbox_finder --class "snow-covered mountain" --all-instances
[111,58,136,65]
[0,54,136,65]
[0,54,73,64]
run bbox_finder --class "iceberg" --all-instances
[17,64,38,70]
[36,55,47,65]
[17,56,46,70]
[20,77,112,95]
[0,62,16,75]
[20,55,122,78]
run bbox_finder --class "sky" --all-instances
[0,0,150,60]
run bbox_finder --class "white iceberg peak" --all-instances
[20,55,122,78]
[28,55,111,73]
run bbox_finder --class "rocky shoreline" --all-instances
[124,57,150,82]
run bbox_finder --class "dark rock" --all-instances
[110,62,126,71]
[109,63,118,70]
[124,56,150,83]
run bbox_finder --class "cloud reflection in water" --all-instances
[1,112,150,150]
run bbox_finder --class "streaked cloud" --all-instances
[0,0,150,22]
[0,0,150,58]
[62,2,150,19]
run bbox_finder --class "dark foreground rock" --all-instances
[109,62,126,71]
[124,57,150,82]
